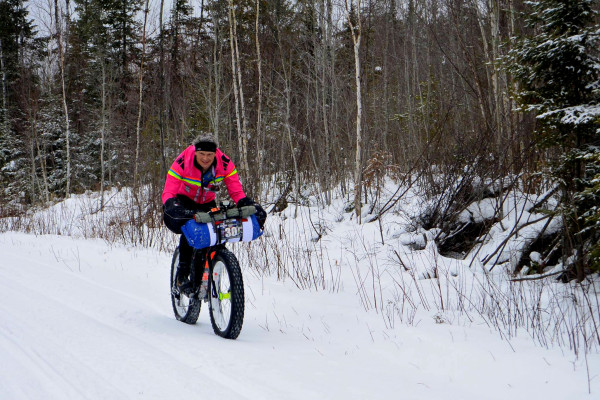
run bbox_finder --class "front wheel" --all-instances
[208,248,245,339]
[170,247,201,324]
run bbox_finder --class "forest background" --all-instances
[1,0,600,280]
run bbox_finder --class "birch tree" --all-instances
[345,0,364,220]
[54,0,71,197]
[255,0,263,194]
[227,0,249,182]
[159,0,168,178]
[134,0,150,190]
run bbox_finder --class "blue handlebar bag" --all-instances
[182,215,263,249]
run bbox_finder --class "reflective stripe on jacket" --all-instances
[161,146,245,205]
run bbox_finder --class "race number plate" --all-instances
[217,218,243,241]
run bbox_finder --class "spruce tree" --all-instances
[506,0,600,278]
[0,0,36,205]
[69,0,142,189]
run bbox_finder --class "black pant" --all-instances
[163,195,216,266]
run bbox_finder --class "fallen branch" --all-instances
[484,214,554,267]
[510,270,563,282]
[527,184,560,213]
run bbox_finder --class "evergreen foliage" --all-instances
[0,0,36,205]
[0,114,27,203]
[0,0,34,96]
[506,0,600,277]
[36,94,69,197]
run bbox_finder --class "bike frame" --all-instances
[188,246,218,300]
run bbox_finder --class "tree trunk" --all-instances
[346,0,364,221]
[210,10,223,139]
[490,0,503,149]
[274,22,301,218]
[100,60,107,209]
[319,0,333,205]
[55,0,71,197]
[255,0,263,196]
[159,0,167,179]
[284,67,300,219]
[134,0,150,190]
[228,0,250,183]
[0,38,6,117]
[35,129,50,203]
[454,5,490,134]
[507,0,522,171]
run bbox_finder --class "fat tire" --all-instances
[208,248,245,339]
[170,247,201,324]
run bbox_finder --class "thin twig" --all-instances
[509,270,563,282]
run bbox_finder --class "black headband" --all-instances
[195,141,217,152]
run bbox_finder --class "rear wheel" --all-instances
[170,247,201,324]
[208,248,244,339]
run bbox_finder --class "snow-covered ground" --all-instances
[1,185,599,399]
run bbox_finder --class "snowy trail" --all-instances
[0,232,597,399]
[0,244,248,399]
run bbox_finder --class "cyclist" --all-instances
[162,133,266,290]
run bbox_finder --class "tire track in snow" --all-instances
[1,234,415,400]
[0,274,132,400]
[0,238,305,400]
[0,249,253,399]
[0,315,129,400]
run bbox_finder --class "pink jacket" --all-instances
[162,145,246,205]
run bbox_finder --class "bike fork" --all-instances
[191,249,217,300]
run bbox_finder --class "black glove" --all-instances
[163,197,197,234]
[237,197,267,229]
[237,197,254,207]
[254,203,267,229]
[164,197,196,219]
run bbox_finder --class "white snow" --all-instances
[1,185,599,399]
[457,198,499,224]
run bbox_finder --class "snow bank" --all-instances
[1,178,599,398]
